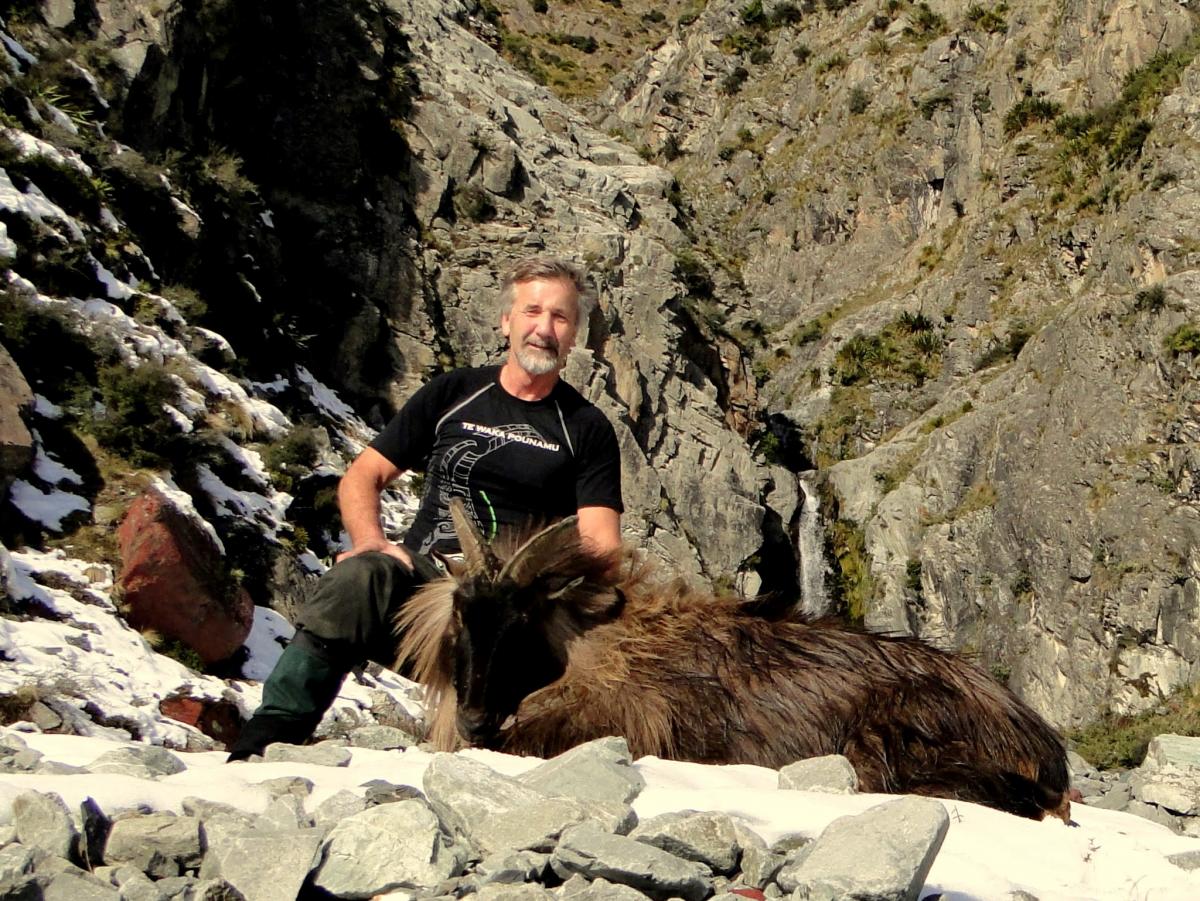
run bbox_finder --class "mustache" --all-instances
[523,336,559,353]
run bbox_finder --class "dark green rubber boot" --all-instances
[226,641,347,761]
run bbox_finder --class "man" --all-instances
[228,256,623,760]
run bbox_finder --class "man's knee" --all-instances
[321,551,410,592]
[297,552,420,647]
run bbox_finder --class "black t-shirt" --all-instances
[370,366,623,556]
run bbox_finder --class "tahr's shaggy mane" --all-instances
[396,501,1071,822]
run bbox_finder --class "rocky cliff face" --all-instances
[591,0,1200,725]
[1,0,1199,731]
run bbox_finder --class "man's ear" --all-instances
[500,310,511,339]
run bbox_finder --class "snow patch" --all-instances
[9,480,89,531]
[0,168,85,242]
[0,126,92,176]
[31,445,83,487]
[150,474,226,555]
[32,395,62,419]
[195,464,291,542]
[295,366,358,423]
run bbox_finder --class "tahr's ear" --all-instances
[539,586,625,657]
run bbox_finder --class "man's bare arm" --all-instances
[336,447,414,567]
[577,505,622,557]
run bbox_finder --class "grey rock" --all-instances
[778,756,859,795]
[776,797,949,900]
[1072,775,1106,799]
[312,798,467,896]
[0,843,35,882]
[582,800,639,836]
[1089,782,1133,811]
[2,747,43,772]
[476,883,555,901]
[109,864,152,886]
[728,818,781,889]
[253,777,314,800]
[38,867,120,900]
[0,732,29,752]
[13,790,78,861]
[39,0,77,30]
[556,873,652,901]
[1067,750,1099,780]
[262,743,351,767]
[257,795,311,831]
[109,868,161,901]
[312,789,369,827]
[180,799,257,831]
[103,813,203,879]
[629,811,740,875]
[30,853,79,875]
[348,724,416,750]
[201,829,322,901]
[89,747,187,779]
[35,761,89,775]
[361,779,425,806]
[476,849,550,885]
[1136,776,1200,815]
[551,821,712,901]
[1126,800,1184,833]
[1144,734,1200,772]
[771,833,813,856]
[423,753,593,855]
[27,701,63,732]
[0,823,15,845]
[155,875,245,899]
[518,737,646,805]
[1168,849,1200,871]
[152,875,195,897]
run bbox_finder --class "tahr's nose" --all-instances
[456,707,495,743]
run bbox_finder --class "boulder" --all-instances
[550,821,712,901]
[116,489,253,664]
[158,694,243,747]
[0,342,34,493]
[312,799,468,896]
[629,811,741,875]
[778,755,860,794]
[776,797,949,900]
[12,791,78,862]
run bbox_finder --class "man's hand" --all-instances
[336,537,414,569]
[335,448,409,568]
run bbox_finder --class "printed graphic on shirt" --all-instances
[419,421,560,555]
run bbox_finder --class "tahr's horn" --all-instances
[449,497,499,577]
[498,515,579,585]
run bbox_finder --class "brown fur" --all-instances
[397,532,1072,822]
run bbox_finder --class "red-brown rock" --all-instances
[160,694,244,746]
[117,489,253,664]
[0,341,34,491]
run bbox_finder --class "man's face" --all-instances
[501,278,581,376]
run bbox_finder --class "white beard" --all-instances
[516,343,562,375]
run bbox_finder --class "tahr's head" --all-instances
[442,498,622,745]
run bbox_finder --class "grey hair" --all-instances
[498,256,595,327]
